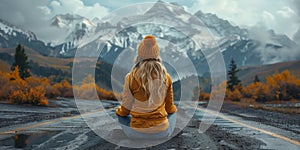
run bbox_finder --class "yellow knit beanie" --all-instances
[137,35,160,60]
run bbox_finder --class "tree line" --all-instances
[0,44,118,106]
[198,58,300,102]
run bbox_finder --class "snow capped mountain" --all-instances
[0,19,54,56]
[50,14,96,55]
[0,0,299,75]
[293,26,300,45]
[51,14,95,29]
[194,10,248,38]
[71,1,299,71]
[57,0,299,76]
[0,19,36,40]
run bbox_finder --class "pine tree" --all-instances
[253,75,260,83]
[11,44,31,79]
[227,58,241,91]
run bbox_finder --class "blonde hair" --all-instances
[130,57,168,105]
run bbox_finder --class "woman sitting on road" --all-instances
[115,35,177,139]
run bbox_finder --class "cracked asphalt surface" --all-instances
[0,99,299,150]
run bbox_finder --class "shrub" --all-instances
[265,70,300,101]
[74,74,118,100]
[226,86,242,101]
[53,80,73,97]
[96,86,117,100]
[199,90,210,101]
[9,86,48,106]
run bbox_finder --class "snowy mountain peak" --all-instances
[293,26,300,44]
[145,0,186,17]
[194,10,248,37]
[0,19,54,56]
[51,14,95,29]
[0,1,298,68]
[0,19,36,40]
[50,14,97,53]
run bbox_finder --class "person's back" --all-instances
[116,35,177,138]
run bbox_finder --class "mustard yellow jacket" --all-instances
[116,72,177,133]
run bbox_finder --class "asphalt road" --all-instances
[0,99,299,150]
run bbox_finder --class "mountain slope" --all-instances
[0,47,72,68]
[293,26,300,45]
[62,1,299,77]
[238,59,300,85]
[0,47,125,90]
[0,1,299,79]
[0,19,55,56]
[0,59,10,73]
[51,14,96,55]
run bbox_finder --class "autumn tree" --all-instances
[199,89,210,101]
[53,80,73,98]
[227,58,241,91]
[266,70,296,101]
[246,82,269,102]
[11,44,31,79]
[74,74,117,100]
[226,86,242,101]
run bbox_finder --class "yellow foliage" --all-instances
[243,70,300,102]
[26,77,50,88]
[96,86,117,100]
[53,80,73,97]
[82,74,95,84]
[266,70,297,100]
[199,90,210,101]
[226,85,242,101]
[39,98,49,106]
[8,66,21,81]
[210,81,227,100]
[9,86,48,106]
[0,68,48,106]
[247,82,269,102]
[74,83,98,100]
[73,74,117,100]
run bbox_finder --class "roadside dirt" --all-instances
[87,118,264,150]
[221,102,300,134]
[0,99,80,128]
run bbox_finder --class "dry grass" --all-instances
[0,60,10,72]
[238,59,300,85]
[30,54,72,67]
[0,47,73,70]
[228,98,300,114]
[256,106,300,114]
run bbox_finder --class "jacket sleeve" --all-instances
[116,73,134,116]
[165,74,177,114]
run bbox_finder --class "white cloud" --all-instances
[277,6,296,18]
[50,0,61,7]
[1,0,299,42]
[38,6,51,15]
[262,11,275,21]
[48,0,109,20]
[0,0,110,42]
[188,0,300,38]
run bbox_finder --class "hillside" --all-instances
[238,59,300,85]
[0,47,72,69]
[0,47,124,90]
[0,60,10,73]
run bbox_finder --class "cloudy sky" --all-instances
[0,0,299,42]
